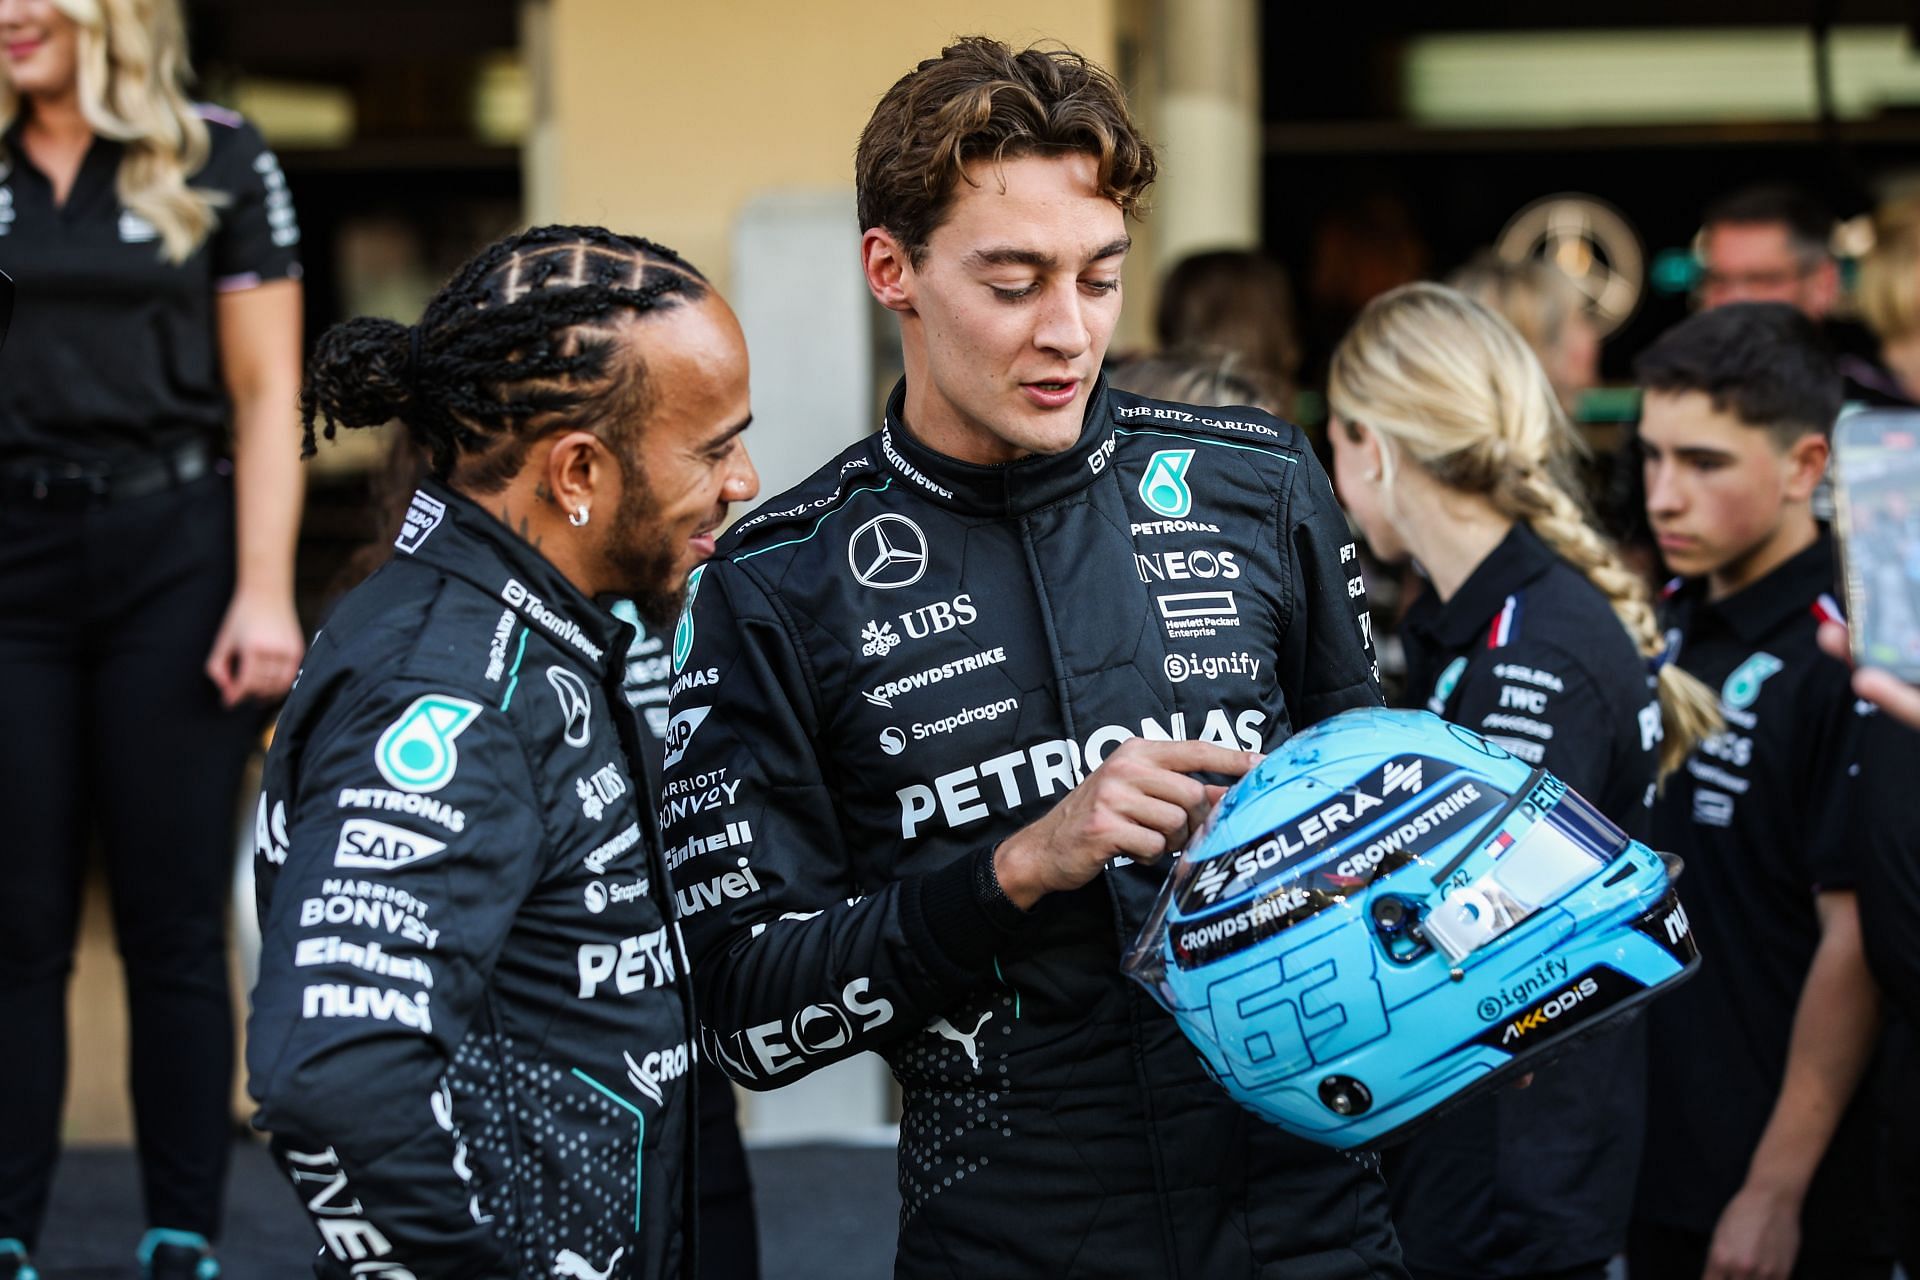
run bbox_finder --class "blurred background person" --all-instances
[1107,344,1280,413]
[1447,251,1600,416]
[1632,303,1887,1280]
[1327,282,1718,1280]
[1697,184,1840,317]
[1853,195,1920,407]
[0,0,304,1276]
[1152,247,1301,416]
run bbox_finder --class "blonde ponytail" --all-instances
[1330,283,1720,779]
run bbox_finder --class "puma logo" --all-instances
[930,1011,992,1071]
[554,1245,624,1279]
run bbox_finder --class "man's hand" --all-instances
[1703,1182,1801,1280]
[1817,620,1920,730]
[993,738,1257,909]
[206,587,305,707]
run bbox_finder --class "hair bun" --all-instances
[302,316,416,433]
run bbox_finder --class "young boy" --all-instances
[1631,302,1889,1280]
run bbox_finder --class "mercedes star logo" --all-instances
[848,514,929,590]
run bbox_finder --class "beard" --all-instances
[602,450,693,631]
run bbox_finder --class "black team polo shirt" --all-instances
[1636,529,1887,1257]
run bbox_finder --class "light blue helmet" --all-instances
[1123,706,1698,1150]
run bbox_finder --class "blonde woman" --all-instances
[1327,283,1718,1280]
[1447,251,1600,415]
[0,1,302,1276]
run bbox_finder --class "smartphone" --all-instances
[1833,408,1920,684]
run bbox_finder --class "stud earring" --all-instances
[569,507,590,528]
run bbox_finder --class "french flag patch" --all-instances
[1487,594,1523,648]
[1811,593,1845,627]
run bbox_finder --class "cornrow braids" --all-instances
[301,225,710,490]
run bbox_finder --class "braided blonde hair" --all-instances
[1329,283,1719,778]
[1,0,223,264]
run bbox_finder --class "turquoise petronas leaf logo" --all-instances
[1721,651,1783,710]
[1429,656,1468,713]
[375,695,482,793]
[673,564,707,674]
[1138,449,1196,519]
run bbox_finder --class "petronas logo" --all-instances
[673,564,707,674]
[375,695,482,793]
[1139,449,1196,519]
[1722,651,1783,711]
[1429,657,1468,713]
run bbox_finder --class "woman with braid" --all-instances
[247,224,758,1280]
[1326,282,1720,1280]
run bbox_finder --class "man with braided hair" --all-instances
[247,225,759,1280]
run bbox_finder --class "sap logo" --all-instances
[1663,899,1692,945]
[1500,975,1600,1045]
[255,794,289,866]
[1086,434,1118,475]
[661,706,711,771]
[575,762,629,821]
[669,666,719,701]
[334,818,447,871]
[624,1040,691,1106]
[674,857,763,918]
[301,983,433,1034]
[576,926,677,998]
[1499,684,1548,715]
[1134,549,1240,584]
[897,708,1266,838]
[704,977,895,1080]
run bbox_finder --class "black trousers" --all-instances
[0,473,261,1248]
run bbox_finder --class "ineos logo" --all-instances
[848,514,928,590]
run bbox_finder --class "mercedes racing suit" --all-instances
[663,378,1406,1278]
[248,482,695,1280]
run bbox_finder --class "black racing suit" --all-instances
[248,483,696,1280]
[663,378,1406,1278]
